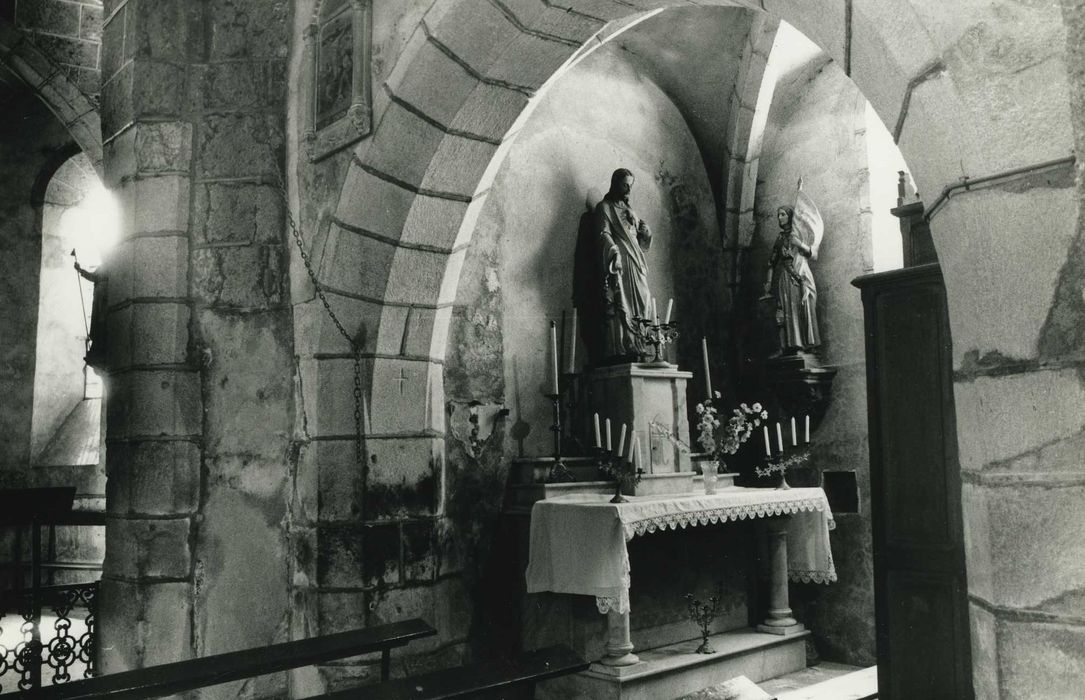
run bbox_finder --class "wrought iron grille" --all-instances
[0,581,97,692]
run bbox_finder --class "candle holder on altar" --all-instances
[633,316,679,366]
[756,445,811,490]
[597,447,643,504]
[545,391,576,483]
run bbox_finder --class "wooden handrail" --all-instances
[319,645,589,699]
[21,619,436,699]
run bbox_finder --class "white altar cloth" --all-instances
[525,487,836,614]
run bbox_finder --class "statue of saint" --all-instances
[593,168,654,363]
[763,181,823,353]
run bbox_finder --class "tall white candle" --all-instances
[617,423,627,457]
[701,337,713,399]
[627,429,636,460]
[776,423,783,452]
[652,298,659,324]
[569,308,578,373]
[763,426,772,457]
[631,433,640,467]
[805,414,810,443]
[549,321,559,394]
[593,413,601,448]
[605,418,612,451]
[791,417,797,446]
[664,298,673,324]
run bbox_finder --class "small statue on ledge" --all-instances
[762,178,823,355]
[573,168,656,367]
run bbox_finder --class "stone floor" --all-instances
[678,662,877,700]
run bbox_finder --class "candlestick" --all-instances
[549,321,559,394]
[617,423,627,457]
[594,413,601,448]
[763,426,772,457]
[791,417,797,446]
[805,415,810,443]
[701,337,713,399]
[606,418,612,451]
[776,423,783,452]
[569,308,578,372]
[664,298,673,324]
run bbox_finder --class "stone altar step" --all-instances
[536,627,809,700]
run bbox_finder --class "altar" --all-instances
[524,487,836,676]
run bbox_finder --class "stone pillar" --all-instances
[97,0,200,673]
[98,1,294,686]
[757,516,803,635]
[600,609,640,667]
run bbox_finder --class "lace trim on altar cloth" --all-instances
[622,496,834,540]
[595,588,630,614]
[790,569,838,584]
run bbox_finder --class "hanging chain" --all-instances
[270,157,366,480]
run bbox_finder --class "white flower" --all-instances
[739,402,748,411]
[752,402,762,412]
[696,403,704,414]
[760,410,768,419]
[713,390,721,399]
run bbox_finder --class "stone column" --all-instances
[757,516,804,635]
[600,609,640,667]
[98,2,294,687]
[97,0,200,673]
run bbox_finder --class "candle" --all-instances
[631,433,640,467]
[763,426,772,457]
[805,415,810,443]
[701,337,713,399]
[617,423,627,457]
[664,298,673,324]
[549,321,559,394]
[791,417,797,446]
[593,413,601,448]
[652,298,658,324]
[606,418,612,451]
[776,423,783,452]
[627,429,636,460]
[569,308,578,373]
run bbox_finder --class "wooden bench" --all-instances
[318,645,588,700]
[21,619,436,699]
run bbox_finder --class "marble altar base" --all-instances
[586,363,693,473]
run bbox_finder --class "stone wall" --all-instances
[0,72,78,478]
[750,58,878,666]
[1,0,102,98]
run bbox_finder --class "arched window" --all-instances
[30,152,118,467]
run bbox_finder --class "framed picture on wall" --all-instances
[305,0,372,161]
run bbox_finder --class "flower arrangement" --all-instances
[694,393,768,467]
[651,394,767,474]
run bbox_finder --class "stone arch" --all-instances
[308,2,1080,690]
[313,0,1074,428]
[0,18,103,172]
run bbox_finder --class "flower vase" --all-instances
[702,460,719,495]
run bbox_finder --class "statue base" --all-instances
[762,351,837,428]
[585,363,693,474]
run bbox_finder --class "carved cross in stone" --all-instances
[395,368,407,396]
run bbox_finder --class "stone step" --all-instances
[537,627,809,700]
[770,665,877,700]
